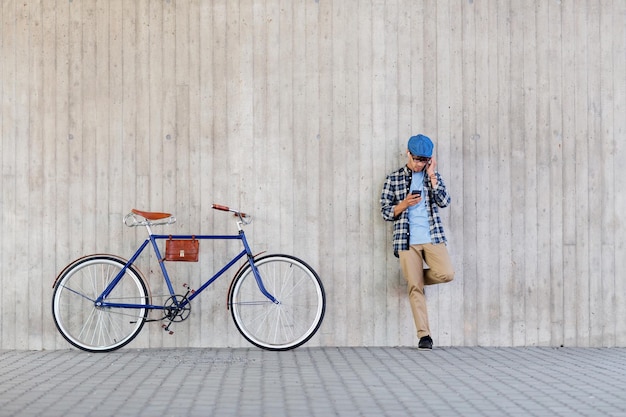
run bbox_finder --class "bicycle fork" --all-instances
[240,234,278,305]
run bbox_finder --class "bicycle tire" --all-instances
[230,254,325,350]
[52,255,149,352]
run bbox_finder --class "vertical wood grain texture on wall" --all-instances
[0,0,625,349]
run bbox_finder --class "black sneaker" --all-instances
[418,335,433,350]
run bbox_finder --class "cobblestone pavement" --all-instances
[0,347,625,416]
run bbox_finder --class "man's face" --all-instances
[407,151,430,172]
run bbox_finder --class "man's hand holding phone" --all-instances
[406,189,422,208]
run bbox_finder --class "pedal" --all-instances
[183,283,196,294]
[161,324,174,335]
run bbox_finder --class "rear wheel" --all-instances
[230,254,325,350]
[52,255,149,352]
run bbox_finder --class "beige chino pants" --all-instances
[398,243,455,339]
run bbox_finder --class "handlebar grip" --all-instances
[212,203,248,218]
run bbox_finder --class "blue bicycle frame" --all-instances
[95,230,278,311]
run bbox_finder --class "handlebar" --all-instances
[211,204,249,218]
[212,204,252,225]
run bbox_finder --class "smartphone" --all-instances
[411,190,421,197]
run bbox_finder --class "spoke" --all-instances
[274,306,294,344]
[77,306,98,345]
[59,285,95,303]
[103,310,122,345]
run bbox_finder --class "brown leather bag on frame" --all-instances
[164,236,199,262]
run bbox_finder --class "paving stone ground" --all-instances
[0,346,625,417]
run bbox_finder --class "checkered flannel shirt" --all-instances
[380,165,451,257]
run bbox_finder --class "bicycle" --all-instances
[52,204,326,352]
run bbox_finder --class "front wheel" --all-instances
[230,254,326,350]
[52,255,149,352]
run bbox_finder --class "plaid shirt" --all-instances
[380,165,451,257]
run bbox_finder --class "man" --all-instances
[380,134,455,350]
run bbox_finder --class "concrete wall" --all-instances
[1,0,625,349]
